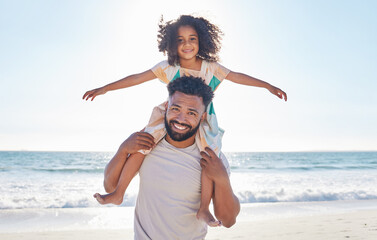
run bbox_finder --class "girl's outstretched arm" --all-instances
[226,71,287,101]
[83,69,156,101]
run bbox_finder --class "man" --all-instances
[103,76,240,239]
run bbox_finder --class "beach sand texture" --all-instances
[1,205,376,240]
[207,210,377,240]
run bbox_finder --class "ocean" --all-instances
[1,151,377,209]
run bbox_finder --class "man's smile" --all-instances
[171,121,190,131]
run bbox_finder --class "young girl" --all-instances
[83,15,287,227]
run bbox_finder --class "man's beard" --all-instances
[164,116,200,142]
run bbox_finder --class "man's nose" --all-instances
[176,112,187,122]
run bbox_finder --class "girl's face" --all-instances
[176,25,199,61]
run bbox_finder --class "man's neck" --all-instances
[165,134,196,148]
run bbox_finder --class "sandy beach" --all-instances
[1,200,376,240]
[0,209,376,240]
[207,210,377,240]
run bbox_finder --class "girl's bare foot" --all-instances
[196,208,221,227]
[93,192,123,205]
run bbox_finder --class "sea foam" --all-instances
[1,151,376,209]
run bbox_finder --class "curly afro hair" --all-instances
[158,15,223,66]
[167,76,214,111]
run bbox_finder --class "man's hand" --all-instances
[200,147,228,182]
[119,132,155,154]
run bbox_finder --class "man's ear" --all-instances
[165,101,168,109]
[200,112,207,122]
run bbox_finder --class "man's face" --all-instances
[165,91,206,142]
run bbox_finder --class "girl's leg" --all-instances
[94,153,145,205]
[103,143,129,193]
[196,172,222,227]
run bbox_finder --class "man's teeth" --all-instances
[174,123,187,130]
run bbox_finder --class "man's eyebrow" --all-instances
[171,104,199,114]
[188,108,199,114]
[171,104,181,108]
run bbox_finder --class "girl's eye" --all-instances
[190,38,197,41]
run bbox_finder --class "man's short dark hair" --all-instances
[167,76,214,111]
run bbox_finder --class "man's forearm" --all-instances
[103,132,155,192]
[199,147,240,227]
[213,177,240,228]
[103,148,129,192]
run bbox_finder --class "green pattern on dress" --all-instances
[207,76,221,115]
[208,102,215,115]
[208,76,221,91]
[171,70,180,82]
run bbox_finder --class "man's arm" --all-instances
[103,132,154,192]
[200,147,240,228]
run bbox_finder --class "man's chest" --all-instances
[134,143,208,240]
[139,148,202,200]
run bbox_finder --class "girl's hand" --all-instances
[82,87,107,101]
[268,85,287,101]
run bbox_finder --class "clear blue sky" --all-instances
[1,0,376,151]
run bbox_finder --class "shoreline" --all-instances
[1,200,377,239]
